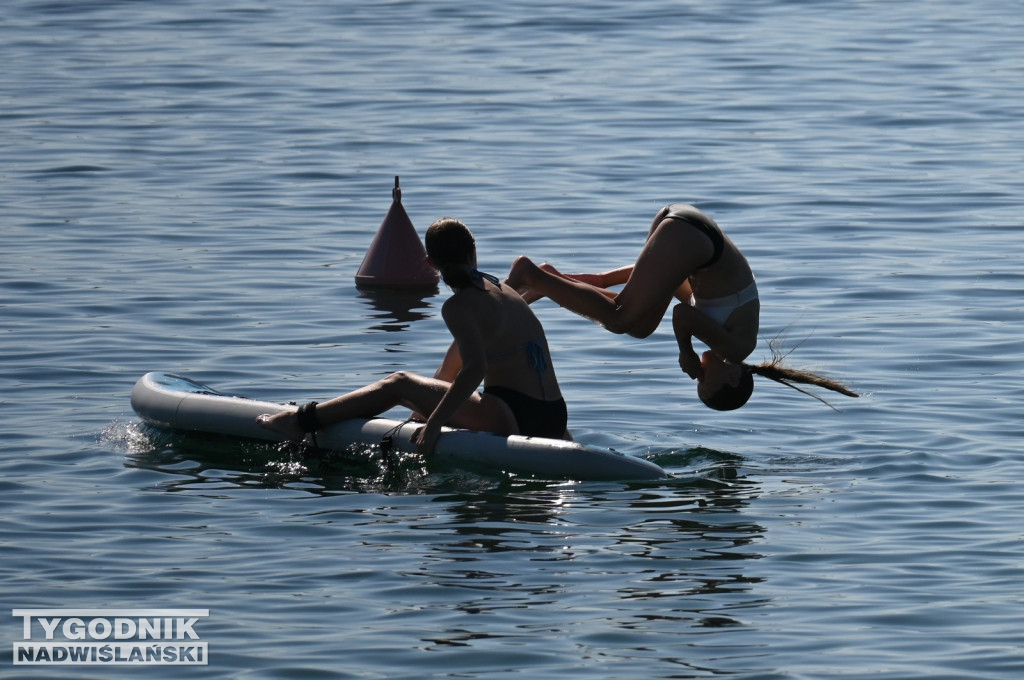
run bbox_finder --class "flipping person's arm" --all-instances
[673,301,754,370]
[562,265,633,289]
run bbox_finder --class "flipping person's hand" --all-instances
[679,349,703,381]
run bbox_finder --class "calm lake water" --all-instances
[3,0,1023,677]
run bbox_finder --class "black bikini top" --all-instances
[488,339,550,400]
[469,269,501,287]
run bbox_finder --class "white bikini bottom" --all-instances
[691,280,759,324]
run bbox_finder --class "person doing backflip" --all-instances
[506,203,856,410]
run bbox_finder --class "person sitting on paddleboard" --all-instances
[506,202,856,410]
[257,217,568,454]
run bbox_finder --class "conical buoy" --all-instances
[354,177,440,289]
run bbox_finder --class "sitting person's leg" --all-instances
[257,371,516,440]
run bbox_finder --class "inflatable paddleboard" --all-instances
[130,372,670,481]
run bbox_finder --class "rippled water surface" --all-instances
[3,1,1024,678]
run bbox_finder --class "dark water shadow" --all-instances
[110,422,751,500]
[355,286,439,333]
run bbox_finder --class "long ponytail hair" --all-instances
[700,339,858,411]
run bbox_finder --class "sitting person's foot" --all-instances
[256,410,306,441]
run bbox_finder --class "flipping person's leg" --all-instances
[507,256,631,332]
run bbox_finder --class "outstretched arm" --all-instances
[568,265,633,289]
[511,261,626,305]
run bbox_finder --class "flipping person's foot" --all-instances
[505,256,539,295]
[256,411,306,441]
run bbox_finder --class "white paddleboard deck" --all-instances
[131,372,670,481]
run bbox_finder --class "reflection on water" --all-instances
[116,422,411,494]
[109,420,769,675]
[356,287,438,334]
[113,421,751,501]
[395,473,766,652]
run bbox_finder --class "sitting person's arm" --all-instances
[414,301,489,453]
